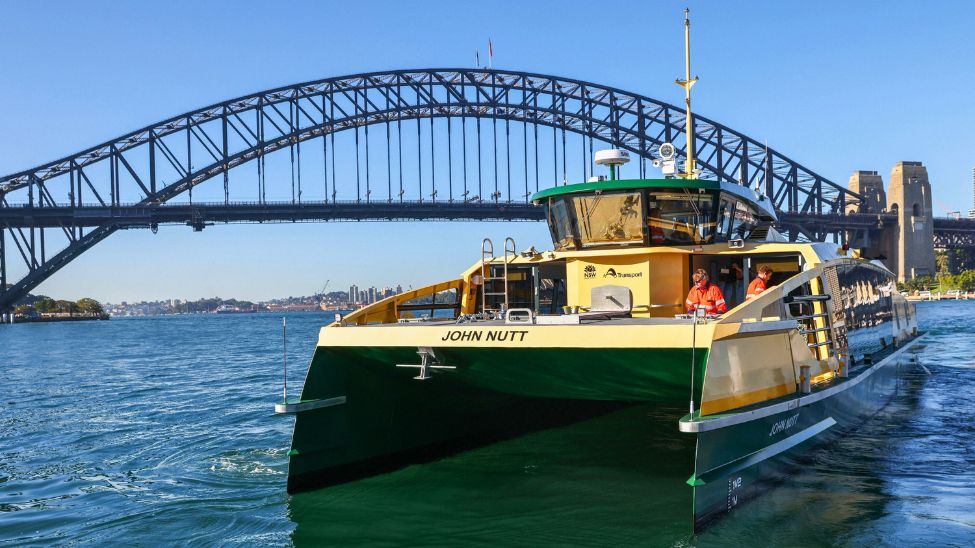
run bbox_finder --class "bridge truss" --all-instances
[0,68,865,309]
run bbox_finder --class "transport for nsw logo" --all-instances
[603,267,642,279]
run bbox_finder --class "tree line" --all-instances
[897,250,975,292]
[14,297,105,317]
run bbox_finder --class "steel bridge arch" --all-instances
[0,68,862,310]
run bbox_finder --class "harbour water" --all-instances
[1,302,973,546]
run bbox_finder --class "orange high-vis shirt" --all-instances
[685,282,728,314]
[650,226,666,245]
[746,277,768,300]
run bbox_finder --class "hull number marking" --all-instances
[441,329,529,343]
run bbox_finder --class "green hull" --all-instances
[287,336,921,533]
[287,345,705,493]
[687,336,922,530]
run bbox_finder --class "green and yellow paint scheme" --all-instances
[283,178,920,532]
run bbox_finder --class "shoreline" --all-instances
[5,313,110,324]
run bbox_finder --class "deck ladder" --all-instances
[480,237,516,315]
[790,294,837,362]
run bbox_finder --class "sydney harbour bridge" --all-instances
[1,68,973,311]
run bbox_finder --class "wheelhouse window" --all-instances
[542,186,763,249]
[729,201,758,240]
[647,190,717,245]
[717,197,734,238]
[548,197,578,250]
[572,192,644,247]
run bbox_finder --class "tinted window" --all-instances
[730,201,758,239]
[548,197,577,250]
[647,190,717,245]
[572,192,644,247]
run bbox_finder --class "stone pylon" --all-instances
[846,170,886,214]
[885,161,936,281]
[846,170,892,258]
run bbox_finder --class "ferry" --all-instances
[276,11,922,531]
[214,305,257,314]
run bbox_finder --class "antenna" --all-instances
[594,149,631,180]
[675,8,699,179]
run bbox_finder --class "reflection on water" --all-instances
[289,404,695,546]
[1,303,973,545]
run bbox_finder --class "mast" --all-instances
[675,8,699,179]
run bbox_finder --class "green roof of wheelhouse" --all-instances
[530,178,721,203]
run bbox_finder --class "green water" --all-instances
[1,302,973,545]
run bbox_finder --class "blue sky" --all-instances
[2,1,973,302]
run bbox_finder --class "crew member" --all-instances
[648,207,666,245]
[685,269,728,314]
[746,265,774,300]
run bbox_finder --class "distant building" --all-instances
[348,284,359,304]
[970,165,975,219]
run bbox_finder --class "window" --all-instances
[730,201,758,240]
[548,197,578,250]
[545,188,725,249]
[647,189,717,245]
[571,192,644,247]
[717,198,734,238]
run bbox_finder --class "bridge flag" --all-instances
[488,39,493,68]
[475,50,480,68]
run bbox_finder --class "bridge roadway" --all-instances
[3,201,972,246]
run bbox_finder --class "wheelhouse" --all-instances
[532,179,777,250]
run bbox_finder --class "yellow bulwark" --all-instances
[339,279,465,326]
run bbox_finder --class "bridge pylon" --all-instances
[885,161,936,281]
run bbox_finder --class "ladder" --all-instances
[481,237,516,315]
[790,294,838,364]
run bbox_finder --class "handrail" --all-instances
[503,237,517,312]
[784,294,831,303]
[339,279,464,325]
[480,238,494,314]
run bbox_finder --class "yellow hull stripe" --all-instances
[700,382,794,416]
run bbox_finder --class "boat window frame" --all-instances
[544,186,770,250]
[571,190,646,248]
[646,188,719,246]
[729,200,759,240]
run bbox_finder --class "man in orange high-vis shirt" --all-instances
[746,265,774,301]
[685,269,728,314]
[648,207,666,245]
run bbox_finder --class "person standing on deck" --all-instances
[719,260,744,307]
[686,269,728,314]
[746,265,774,301]
[648,207,666,245]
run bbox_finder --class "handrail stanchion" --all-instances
[282,317,288,404]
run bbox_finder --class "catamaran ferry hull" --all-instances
[285,339,707,494]
[685,334,924,530]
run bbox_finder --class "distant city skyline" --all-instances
[970,165,975,219]
[2,1,973,302]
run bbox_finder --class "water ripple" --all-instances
[1,305,973,545]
